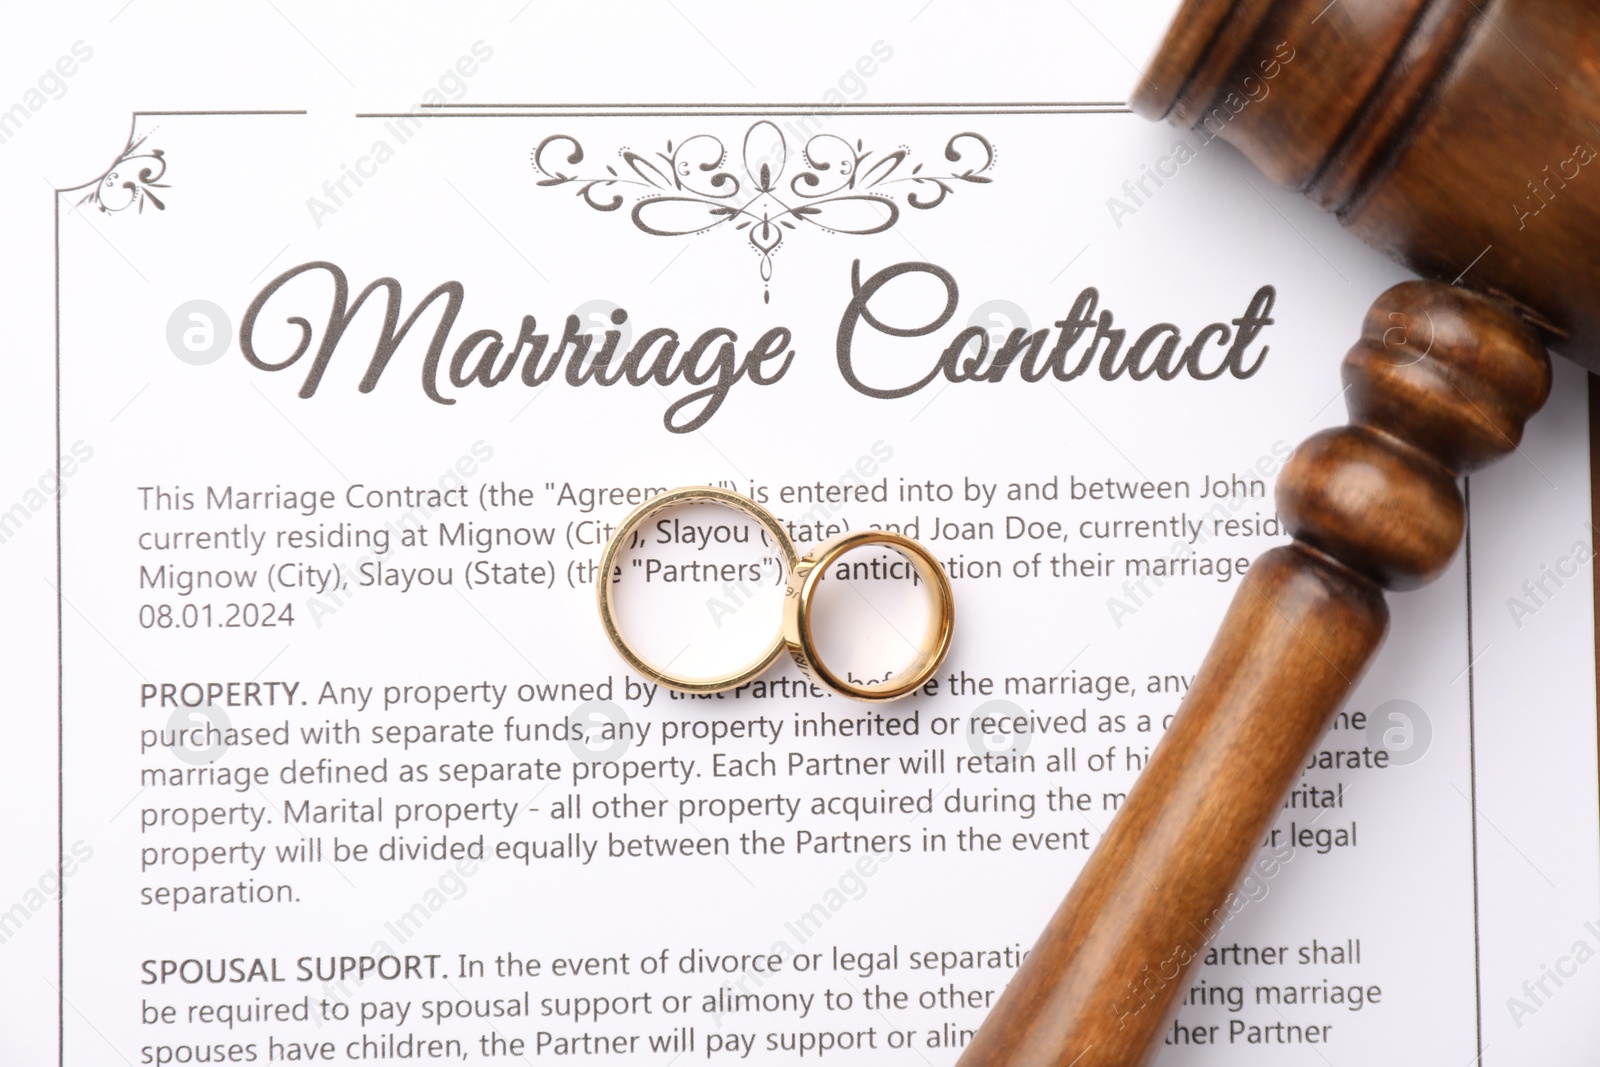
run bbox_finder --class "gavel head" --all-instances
[1134,0,1600,371]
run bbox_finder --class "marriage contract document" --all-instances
[14,2,1600,1064]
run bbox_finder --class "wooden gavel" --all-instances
[959,1,1595,1064]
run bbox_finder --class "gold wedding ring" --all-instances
[783,530,955,702]
[596,486,799,694]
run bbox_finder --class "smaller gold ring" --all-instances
[783,530,955,702]
[597,486,799,694]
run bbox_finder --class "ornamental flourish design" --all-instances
[78,131,168,214]
[531,120,995,301]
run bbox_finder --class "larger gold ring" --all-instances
[597,486,799,693]
[783,530,955,702]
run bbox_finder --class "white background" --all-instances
[5,1,1599,1063]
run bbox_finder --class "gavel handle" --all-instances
[957,281,1552,1067]
[958,545,1381,1065]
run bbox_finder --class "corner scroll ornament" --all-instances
[531,120,995,301]
[78,131,168,214]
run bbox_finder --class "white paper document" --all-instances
[12,4,1600,1065]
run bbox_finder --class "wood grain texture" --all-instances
[957,545,1386,1067]
[960,3,1580,1062]
[957,282,1548,1067]
[1135,0,1600,371]
[1342,283,1552,473]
